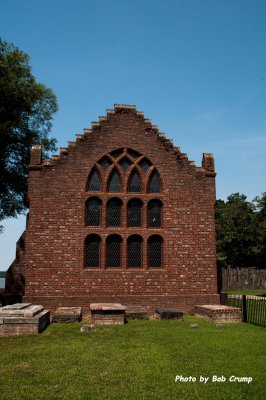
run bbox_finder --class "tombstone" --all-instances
[193,305,242,323]
[90,303,125,325]
[52,307,82,323]
[80,324,96,332]
[0,303,50,336]
[125,306,149,320]
[155,308,183,320]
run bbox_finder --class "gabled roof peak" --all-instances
[28,104,215,177]
[114,104,136,110]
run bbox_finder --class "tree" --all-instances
[0,39,57,227]
[252,192,266,269]
[215,193,257,268]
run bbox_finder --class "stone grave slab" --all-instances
[193,304,242,323]
[125,306,149,320]
[52,307,82,323]
[155,308,184,320]
[0,303,50,335]
[90,303,125,325]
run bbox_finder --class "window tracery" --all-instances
[127,235,142,268]
[85,148,164,269]
[148,235,163,268]
[85,234,101,268]
[106,234,122,268]
[87,168,101,191]
[86,197,101,226]
[127,199,142,227]
[147,199,162,228]
[107,198,122,227]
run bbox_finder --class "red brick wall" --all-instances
[12,105,219,312]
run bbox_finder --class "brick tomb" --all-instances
[90,303,126,324]
[155,308,183,320]
[125,306,149,320]
[52,307,82,322]
[0,303,50,335]
[193,305,242,323]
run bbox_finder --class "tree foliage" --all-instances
[0,39,57,224]
[215,192,266,269]
[252,193,266,268]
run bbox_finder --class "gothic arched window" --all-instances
[85,148,164,270]
[127,148,141,159]
[106,234,122,268]
[85,234,101,268]
[127,199,142,227]
[128,170,141,192]
[87,168,101,191]
[148,235,163,268]
[127,235,142,268]
[148,170,161,193]
[98,156,112,171]
[108,169,121,192]
[110,148,124,159]
[119,157,132,171]
[86,197,101,226]
[107,198,122,227]
[138,157,152,172]
[147,199,162,228]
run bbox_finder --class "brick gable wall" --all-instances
[6,105,219,312]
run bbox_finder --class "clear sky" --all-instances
[1,0,266,270]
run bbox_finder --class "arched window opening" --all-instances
[138,157,152,172]
[87,168,101,191]
[98,156,112,171]
[119,156,132,171]
[128,170,141,192]
[86,198,101,226]
[110,148,124,159]
[127,235,142,268]
[108,169,121,192]
[107,198,122,227]
[148,235,163,268]
[127,199,142,227]
[106,235,122,268]
[147,199,162,228]
[127,148,141,159]
[85,234,101,268]
[148,170,161,193]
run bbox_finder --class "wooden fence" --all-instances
[221,267,266,291]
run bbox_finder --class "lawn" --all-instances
[222,291,266,327]
[224,289,266,296]
[0,317,265,400]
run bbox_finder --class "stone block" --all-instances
[90,303,125,325]
[80,324,96,332]
[193,304,242,323]
[155,308,184,320]
[52,307,82,323]
[0,303,50,335]
[125,306,149,320]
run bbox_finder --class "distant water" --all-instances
[0,278,5,289]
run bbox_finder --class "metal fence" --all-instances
[221,294,266,328]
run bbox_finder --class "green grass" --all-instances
[224,289,266,295]
[223,292,266,327]
[0,317,265,400]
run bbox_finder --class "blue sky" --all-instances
[1,0,266,270]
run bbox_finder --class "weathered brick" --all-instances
[5,105,219,312]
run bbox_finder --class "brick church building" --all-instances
[5,104,219,311]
